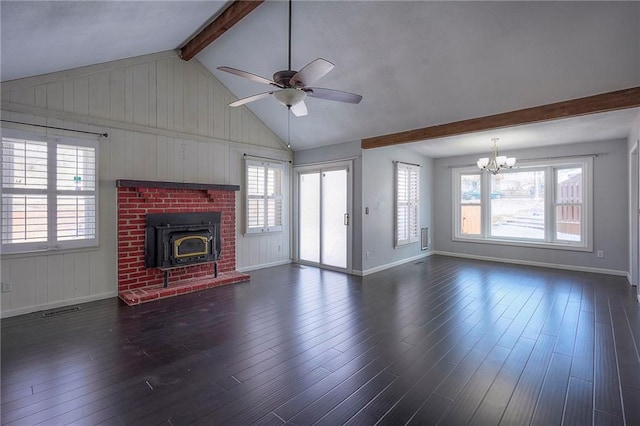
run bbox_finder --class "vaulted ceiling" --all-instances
[2,1,639,155]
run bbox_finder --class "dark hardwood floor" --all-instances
[2,255,640,425]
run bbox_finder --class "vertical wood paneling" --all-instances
[212,83,224,139]
[10,258,35,309]
[73,77,89,116]
[183,64,197,133]
[35,84,47,109]
[166,58,175,131]
[1,261,12,311]
[46,82,64,111]
[109,69,126,122]
[156,136,171,181]
[198,141,209,183]
[229,96,239,141]
[89,249,112,296]
[73,252,91,298]
[148,63,157,128]
[7,86,35,106]
[156,59,169,130]
[133,133,157,180]
[88,72,110,119]
[63,254,75,300]
[124,66,134,123]
[173,58,184,132]
[1,52,290,316]
[132,64,150,127]
[182,140,199,182]
[173,140,186,182]
[197,71,209,136]
[46,255,64,303]
[63,81,74,113]
[208,79,215,137]
[34,257,49,305]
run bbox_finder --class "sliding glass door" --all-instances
[296,162,351,271]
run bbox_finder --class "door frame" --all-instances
[293,160,353,274]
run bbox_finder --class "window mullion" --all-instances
[48,140,57,247]
[262,167,269,230]
[545,166,554,243]
[482,172,490,238]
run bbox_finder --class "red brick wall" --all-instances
[117,187,237,292]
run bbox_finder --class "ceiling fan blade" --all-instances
[306,87,363,104]
[217,66,281,87]
[290,101,308,117]
[290,58,335,87]
[229,91,274,107]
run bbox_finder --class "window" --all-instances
[453,157,592,251]
[395,162,420,247]
[245,159,283,234]
[2,130,98,254]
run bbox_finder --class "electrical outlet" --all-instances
[1,282,12,293]
[366,251,370,259]
[597,250,604,258]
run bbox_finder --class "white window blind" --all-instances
[395,162,420,247]
[245,159,283,234]
[1,130,98,253]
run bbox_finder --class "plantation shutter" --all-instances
[395,162,420,247]
[1,131,98,254]
[246,159,283,234]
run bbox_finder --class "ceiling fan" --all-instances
[217,0,362,117]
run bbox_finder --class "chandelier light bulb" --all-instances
[477,138,516,174]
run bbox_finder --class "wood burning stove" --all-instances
[145,212,221,271]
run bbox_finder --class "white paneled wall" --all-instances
[0,51,292,317]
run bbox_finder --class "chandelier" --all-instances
[477,138,516,174]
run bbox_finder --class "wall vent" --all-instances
[42,306,81,318]
[421,227,429,251]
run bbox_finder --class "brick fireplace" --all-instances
[116,180,250,305]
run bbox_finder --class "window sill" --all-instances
[1,244,100,259]
[452,236,592,253]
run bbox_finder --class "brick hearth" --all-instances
[116,180,250,305]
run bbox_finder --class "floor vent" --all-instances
[42,306,81,318]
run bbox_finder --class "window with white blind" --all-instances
[1,130,98,254]
[395,162,420,247]
[245,159,283,234]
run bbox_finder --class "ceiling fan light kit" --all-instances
[273,88,307,107]
[217,0,362,117]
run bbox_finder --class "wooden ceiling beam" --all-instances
[180,0,265,61]
[361,86,640,149]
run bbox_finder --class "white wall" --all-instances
[629,113,640,291]
[360,146,433,275]
[434,139,629,275]
[0,51,292,317]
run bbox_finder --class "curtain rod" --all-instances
[445,152,607,169]
[1,119,108,137]
[243,153,291,164]
[294,156,360,167]
[394,160,421,167]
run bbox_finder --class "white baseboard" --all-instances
[353,251,433,277]
[434,251,628,277]
[0,291,118,319]
[237,259,292,273]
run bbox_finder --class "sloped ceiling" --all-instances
[2,1,639,155]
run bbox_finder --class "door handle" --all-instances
[344,213,350,226]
